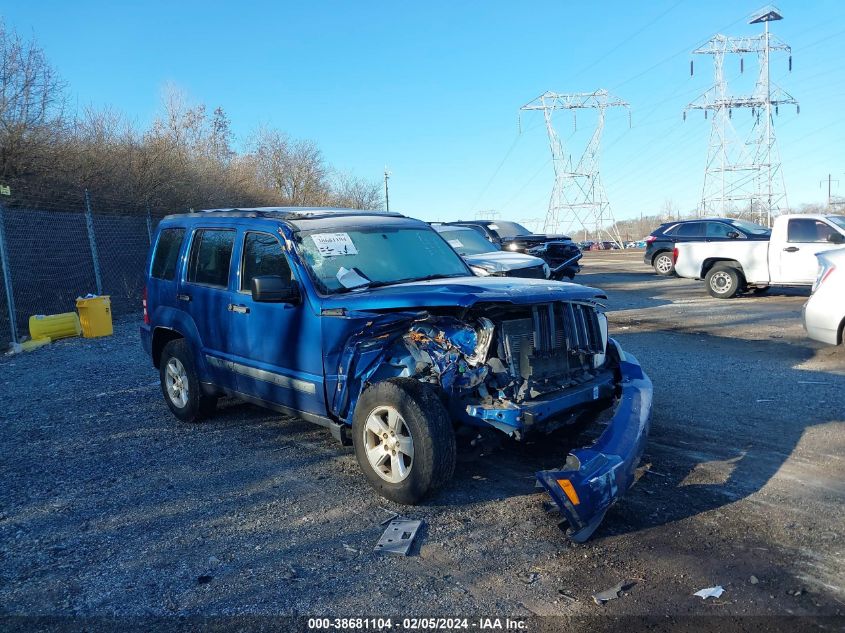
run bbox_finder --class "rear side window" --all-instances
[240,232,293,291]
[674,222,704,238]
[151,228,185,280]
[187,229,235,288]
[788,219,836,243]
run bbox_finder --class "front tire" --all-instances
[705,265,744,299]
[653,252,675,276]
[159,339,217,423]
[352,379,456,505]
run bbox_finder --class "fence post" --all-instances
[146,206,153,244]
[84,189,103,295]
[0,204,18,344]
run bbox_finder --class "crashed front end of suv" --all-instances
[320,278,652,543]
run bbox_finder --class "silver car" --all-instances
[432,224,550,279]
[803,247,845,345]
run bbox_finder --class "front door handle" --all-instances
[228,304,250,314]
[783,246,800,253]
[177,293,192,302]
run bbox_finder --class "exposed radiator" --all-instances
[499,303,602,381]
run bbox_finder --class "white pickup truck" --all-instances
[673,214,845,298]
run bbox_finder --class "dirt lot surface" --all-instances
[1,250,843,628]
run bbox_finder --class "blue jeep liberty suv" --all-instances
[141,207,652,542]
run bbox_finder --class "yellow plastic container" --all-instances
[21,337,52,352]
[29,312,82,341]
[76,295,113,338]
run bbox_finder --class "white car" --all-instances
[803,247,845,345]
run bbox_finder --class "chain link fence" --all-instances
[0,190,167,345]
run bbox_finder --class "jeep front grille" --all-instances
[499,303,603,382]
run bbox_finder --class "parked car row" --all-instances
[142,207,652,542]
[643,214,845,347]
[672,214,845,297]
[443,220,583,280]
[431,224,550,279]
[644,217,771,276]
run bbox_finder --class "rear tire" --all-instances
[159,339,217,423]
[352,379,456,505]
[705,265,744,299]
[751,286,770,295]
[653,252,675,276]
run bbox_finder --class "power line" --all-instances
[467,132,521,211]
[567,0,687,85]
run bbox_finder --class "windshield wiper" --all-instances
[392,273,466,284]
[335,273,465,293]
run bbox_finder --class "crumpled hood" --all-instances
[464,251,546,273]
[320,276,605,312]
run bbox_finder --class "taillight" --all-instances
[672,247,679,263]
[812,263,836,293]
[142,285,150,325]
[645,235,657,244]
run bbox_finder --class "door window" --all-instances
[674,222,704,238]
[240,232,293,292]
[787,219,836,243]
[151,228,185,280]
[187,229,235,288]
[705,222,734,238]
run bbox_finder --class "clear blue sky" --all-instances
[5,0,844,225]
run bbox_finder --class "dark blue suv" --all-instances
[141,207,652,541]
[644,218,771,276]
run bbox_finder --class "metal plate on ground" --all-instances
[374,519,423,556]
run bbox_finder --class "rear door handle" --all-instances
[228,304,250,314]
[783,246,799,253]
[177,293,192,302]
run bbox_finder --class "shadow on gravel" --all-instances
[593,330,844,539]
[421,330,844,543]
[578,271,679,311]
[177,325,841,547]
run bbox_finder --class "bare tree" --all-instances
[0,20,66,184]
[660,198,680,222]
[0,30,381,215]
[331,170,383,209]
[250,128,330,205]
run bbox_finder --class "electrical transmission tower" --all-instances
[520,90,629,245]
[685,7,798,226]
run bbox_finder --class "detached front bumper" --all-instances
[536,343,652,542]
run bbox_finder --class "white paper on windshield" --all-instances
[487,224,499,230]
[448,239,463,248]
[311,232,358,257]
[336,266,370,289]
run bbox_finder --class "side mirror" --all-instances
[827,232,845,244]
[251,275,300,304]
[726,231,740,239]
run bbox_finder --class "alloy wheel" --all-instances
[363,406,414,483]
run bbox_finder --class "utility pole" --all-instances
[383,167,391,211]
[820,174,839,208]
[520,90,630,247]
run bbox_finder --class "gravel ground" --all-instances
[1,250,843,628]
